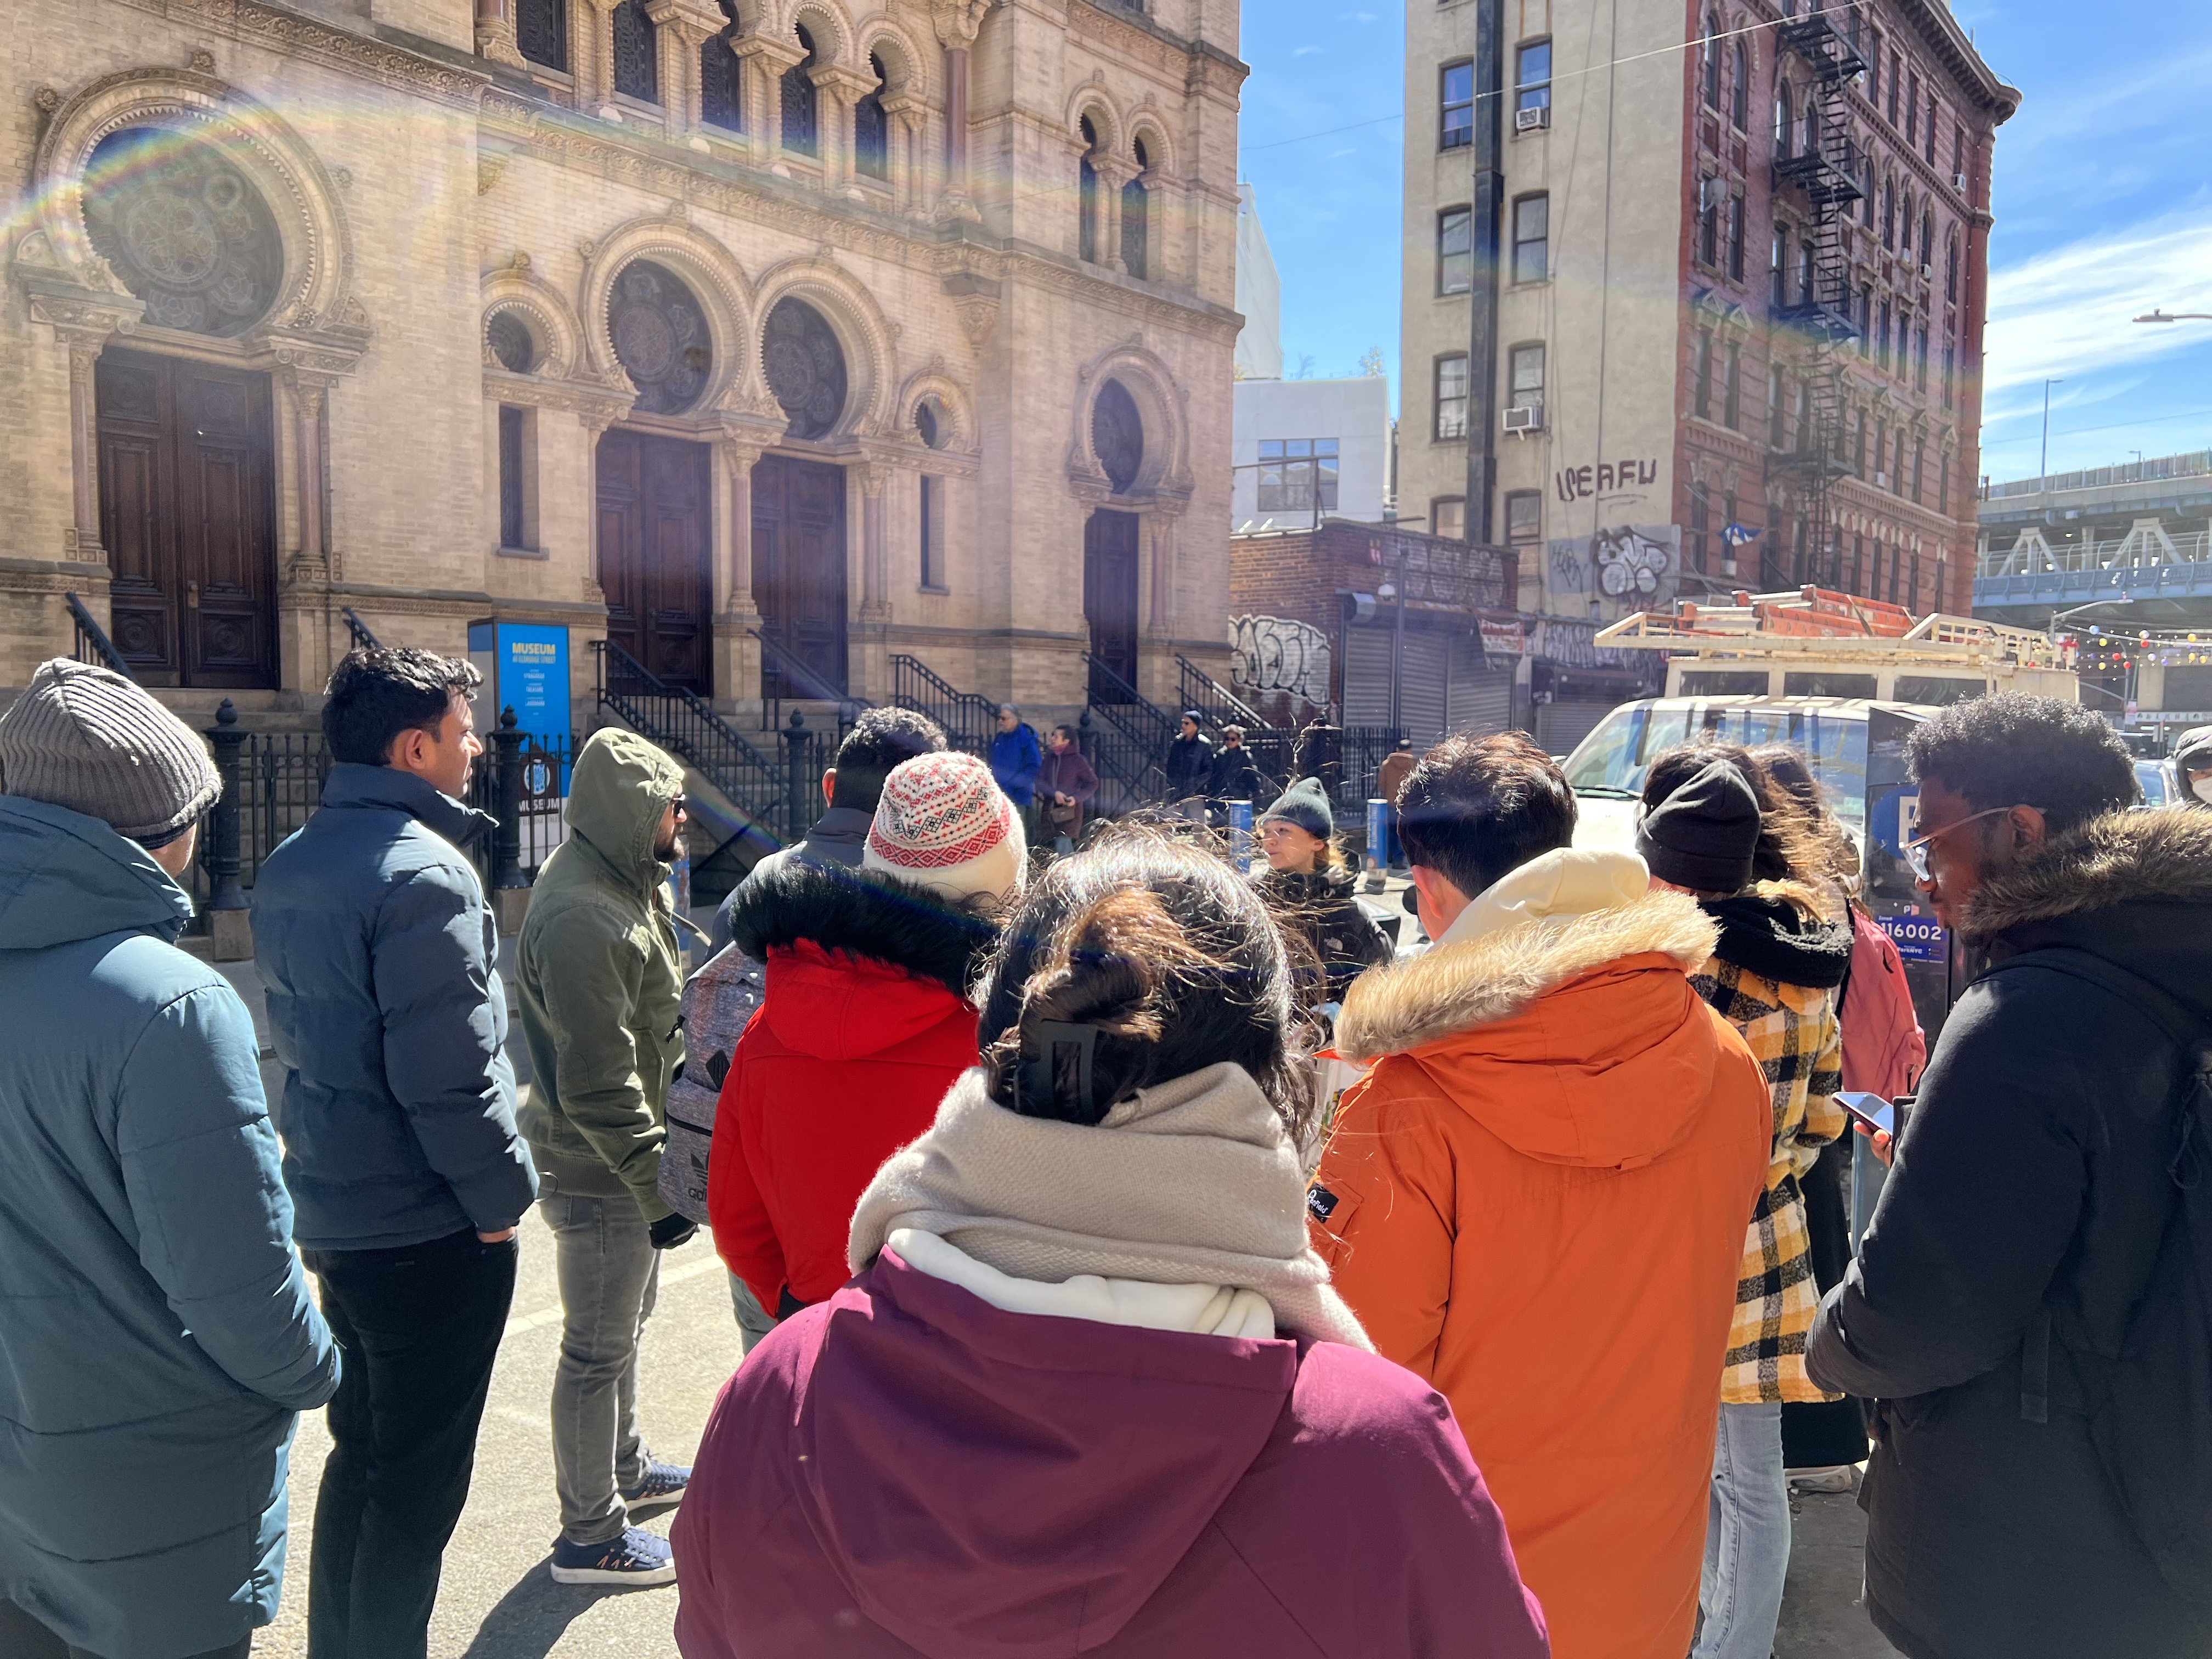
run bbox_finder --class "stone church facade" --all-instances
[2,0,1245,727]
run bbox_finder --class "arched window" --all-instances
[1899,192,1913,257]
[1079,116,1100,264]
[1945,233,1959,302]
[488,310,537,374]
[1702,13,1723,110]
[701,0,741,132]
[1775,82,1793,157]
[1921,209,1934,270]
[82,127,282,337]
[1882,178,1895,248]
[612,0,658,102]
[1121,136,1150,279]
[854,53,889,180]
[1093,379,1144,494]
[782,25,819,157]
[1860,156,1876,226]
[1731,38,1750,131]
[517,0,565,71]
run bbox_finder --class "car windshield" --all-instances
[1562,702,1870,837]
[2136,759,2172,808]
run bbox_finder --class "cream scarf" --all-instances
[849,1062,1373,1350]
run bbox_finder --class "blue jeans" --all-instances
[1695,1400,1790,1659]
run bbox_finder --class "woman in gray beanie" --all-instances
[0,659,339,1659]
[1254,775,1391,1009]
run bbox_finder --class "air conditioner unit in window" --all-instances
[1875,471,1891,489]
[1699,176,1726,213]
[1503,403,1544,434]
[1514,105,1550,133]
[1953,172,1968,191]
[1920,262,1934,279]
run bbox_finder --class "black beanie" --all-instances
[1260,775,1334,840]
[1637,760,1760,894]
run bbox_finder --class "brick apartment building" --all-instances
[1399,0,2017,631]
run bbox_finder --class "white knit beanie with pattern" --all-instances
[862,751,1028,905]
[0,658,220,844]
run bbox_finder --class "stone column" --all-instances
[883,92,928,214]
[816,66,878,196]
[65,340,103,558]
[647,0,725,136]
[1094,155,1135,275]
[713,435,766,708]
[738,38,802,170]
[853,463,894,703]
[931,0,988,221]
[580,0,621,115]
[476,0,526,66]
[579,410,618,609]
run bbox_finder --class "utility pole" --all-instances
[1463,0,1505,543]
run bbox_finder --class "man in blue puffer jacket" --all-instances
[0,659,341,1659]
[252,647,537,1657]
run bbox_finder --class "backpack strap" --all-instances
[1983,946,2212,1425]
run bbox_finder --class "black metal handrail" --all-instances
[592,638,794,842]
[1175,653,1272,732]
[1073,710,1172,817]
[889,653,998,757]
[753,627,869,724]
[64,592,133,679]
[1082,653,1178,750]
[342,607,382,652]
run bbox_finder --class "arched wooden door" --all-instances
[1084,507,1141,699]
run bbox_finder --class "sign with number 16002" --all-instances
[1878,913,1949,963]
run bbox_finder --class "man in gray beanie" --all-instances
[0,659,340,1659]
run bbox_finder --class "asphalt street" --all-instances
[210,926,1900,1658]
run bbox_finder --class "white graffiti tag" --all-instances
[1230,615,1333,709]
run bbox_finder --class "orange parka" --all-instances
[1310,850,1769,1659]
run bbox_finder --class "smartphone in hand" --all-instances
[1836,1091,1895,1139]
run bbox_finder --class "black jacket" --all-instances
[1255,867,1392,1008]
[1807,809,2212,1659]
[1164,731,1215,794]
[1207,743,1268,804]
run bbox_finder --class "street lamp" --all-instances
[2135,311,2212,324]
[2052,598,2135,631]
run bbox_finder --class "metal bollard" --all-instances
[783,709,812,847]
[205,699,248,913]
[492,707,527,891]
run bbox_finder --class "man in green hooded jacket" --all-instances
[517,726,693,1585]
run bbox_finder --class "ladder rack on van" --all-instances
[1596,586,2072,670]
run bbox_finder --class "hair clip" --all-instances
[1019,1019,1097,1116]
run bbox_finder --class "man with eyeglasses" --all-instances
[1808,692,2212,1658]
[516,727,696,1587]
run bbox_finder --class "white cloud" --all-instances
[1293,44,1324,57]
[1982,206,2212,395]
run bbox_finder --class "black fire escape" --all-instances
[1768,10,1866,588]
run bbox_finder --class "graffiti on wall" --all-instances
[1230,615,1333,709]
[1542,525,1683,617]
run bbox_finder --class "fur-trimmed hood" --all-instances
[726,857,999,1003]
[1338,888,1730,1170]
[1963,808,2212,940]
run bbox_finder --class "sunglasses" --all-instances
[1902,805,2015,881]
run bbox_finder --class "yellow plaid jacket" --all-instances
[1690,957,1845,1406]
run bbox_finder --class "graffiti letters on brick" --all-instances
[1554,458,1660,503]
[1543,525,1683,618]
[1229,615,1333,710]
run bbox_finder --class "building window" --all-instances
[1882,179,1895,249]
[1509,342,1544,410]
[1899,193,1912,259]
[1694,331,1713,420]
[1925,97,1939,163]
[1438,207,1472,294]
[1702,12,1722,111]
[1775,82,1793,157]
[1732,38,1751,131]
[498,405,531,551]
[1431,497,1467,540]
[1770,229,1787,308]
[701,0,742,131]
[1915,325,1928,391]
[1769,368,1786,447]
[1505,491,1542,547]
[1912,441,1925,503]
[1939,453,1950,512]
[1861,157,1877,227]
[612,0,658,101]
[1877,300,1891,368]
[919,475,946,590]
[1257,439,1340,514]
[1511,194,1549,283]
[1887,51,1901,125]
[1798,240,1815,308]
[1946,234,1959,302]
[1435,355,1470,439]
[1728,193,1745,281]
[1867,33,1881,106]
[1874,419,1887,479]
[1793,380,1810,453]
[854,54,889,179]
[1854,409,1867,474]
[782,25,820,156]
[1943,342,1955,408]
[1894,430,1907,495]
[1517,40,1552,111]
[1079,117,1099,263]
[517,0,565,71]
[1723,342,1742,430]
[1442,61,1475,149]
[1897,307,1910,370]
[1953,124,1965,180]
[1699,177,1719,266]
[1689,482,1711,572]
[1122,137,1150,278]
[1906,73,1920,145]
[1909,549,1921,612]
[1921,210,1934,272]
[1857,286,1871,351]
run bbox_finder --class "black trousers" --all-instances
[0,1599,250,1659]
[301,1228,518,1659]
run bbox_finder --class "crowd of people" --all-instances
[2,646,2210,1659]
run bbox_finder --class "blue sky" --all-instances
[1237,1,2212,483]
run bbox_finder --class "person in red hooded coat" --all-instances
[708,752,1021,1317]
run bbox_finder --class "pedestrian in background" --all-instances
[1206,723,1267,815]
[989,703,1042,842]
[1163,711,1215,808]
[674,831,1549,1659]
[710,751,1019,1321]
[516,728,696,1587]
[0,662,341,1659]
[1252,775,1390,1009]
[1809,694,2212,1658]
[1376,736,1416,870]
[252,647,538,1659]
[1037,724,1098,855]
[2171,724,2212,808]
[1638,749,1849,1659]
[1312,732,1769,1659]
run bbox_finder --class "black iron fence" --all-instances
[890,653,999,758]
